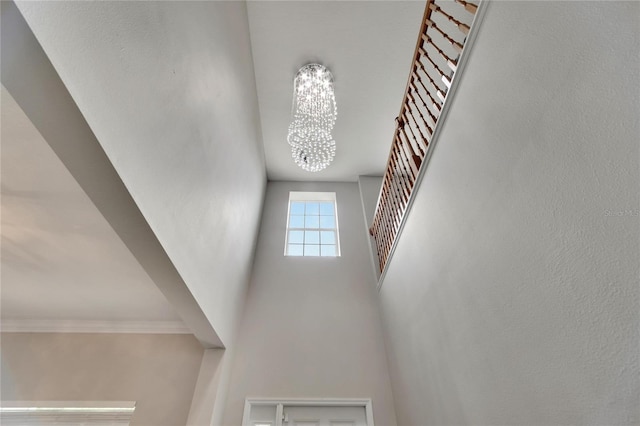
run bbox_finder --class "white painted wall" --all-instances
[14,0,266,348]
[378,2,639,425]
[1,333,204,426]
[222,182,397,426]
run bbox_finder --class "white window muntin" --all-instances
[285,191,340,257]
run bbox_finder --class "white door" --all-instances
[282,405,367,426]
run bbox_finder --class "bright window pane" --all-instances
[304,230,320,244]
[319,215,335,229]
[289,215,304,228]
[290,202,305,215]
[305,202,320,215]
[304,245,320,256]
[319,202,334,215]
[288,230,304,244]
[305,215,320,228]
[320,231,335,244]
[321,245,336,256]
[286,192,339,257]
[287,244,304,256]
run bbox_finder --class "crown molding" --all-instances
[0,319,191,334]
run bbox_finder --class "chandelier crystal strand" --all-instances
[287,64,337,172]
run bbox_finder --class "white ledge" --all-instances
[0,319,191,334]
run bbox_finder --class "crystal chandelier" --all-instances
[287,64,337,172]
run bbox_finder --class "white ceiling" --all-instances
[247,1,425,181]
[0,87,182,324]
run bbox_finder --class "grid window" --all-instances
[285,192,340,257]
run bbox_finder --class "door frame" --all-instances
[242,398,374,426]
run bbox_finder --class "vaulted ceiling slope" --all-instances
[11,0,267,347]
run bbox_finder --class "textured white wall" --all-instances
[222,182,397,426]
[14,1,266,348]
[379,2,639,425]
[1,333,204,426]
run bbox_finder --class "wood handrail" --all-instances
[369,0,479,273]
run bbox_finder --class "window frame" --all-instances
[284,191,341,257]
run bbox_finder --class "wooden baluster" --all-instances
[396,134,420,181]
[414,58,447,103]
[378,186,395,255]
[382,204,395,264]
[411,70,442,118]
[420,35,458,72]
[386,164,404,230]
[370,209,382,243]
[398,130,423,172]
[425,18,464,53]
[375,210,389,269]
[454,0,478,14]
[407,90,435,137]
[402,110,428,154]
[370,223,379,266]
[419,35,452,87]
[384,169,403,231]
[396,128,420,183]
[397,116,424,159]
[387,160,406,258]
[407,100,432,141]
[410,82,438,129]
[429,3,470,36]
[390,151,409,207]
[369,210,380,236]
[394,136,416,185]
[375,211,384,272]
[393,144,414,203]
[400,112,420,154]
[374,193,389,268]
[405,107,432,160]
[374,209,385,271]
[369,221,378,248]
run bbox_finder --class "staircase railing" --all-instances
[369,0,481,274]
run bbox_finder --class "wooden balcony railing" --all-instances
[370,0,481,273]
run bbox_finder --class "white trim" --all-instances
[242,399,252,426]
[0,401,135,425]
[377,0,490,291]
[275,403,284,426]
[242,398,374,426]
[289,191,337,202]
[0,319,191,334]
[284,192,341,257]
